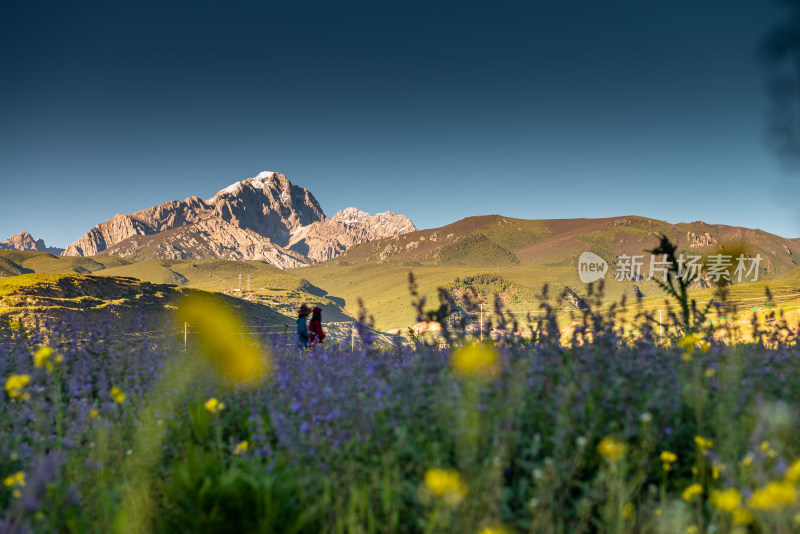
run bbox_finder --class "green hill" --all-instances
[0,273,290,330]
[3,214,798,332]
[0,250,130,275]
[295,214,800,330]
[0,256,30,277]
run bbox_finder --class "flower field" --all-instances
[2,283,800,533]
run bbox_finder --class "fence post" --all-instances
[480,303,483,341]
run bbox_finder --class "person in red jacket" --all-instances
[308,306,326,345]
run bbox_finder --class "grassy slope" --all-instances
[62,259,356,324]
[97,258,306,291]
[3,215,798,332]
[296,216,665,329]
[0,250,131,274]
[0,273,290,329]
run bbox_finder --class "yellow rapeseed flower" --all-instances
[478,526,510,534]
[424,468,466,505]
[9,319,20,331]
[660,451,677,463]
[732,508,753,526]
[450,342,500,380]
[622,502,633,519]
[704,368,715,378]
[709,488,741,512]
[204,397,225,414]
[694,435,713,455]
[682,483,703,501]
[785,459,800,483]
[5,374,30,400]
[233,440,249,455]
[678,333,701,351]
[110,387,125,403]
[749,480,797,510]
[33,346,56,371]
[760,440,778,459]
[597,437,626,461]
[3,471,25,489]
[89,409,99,419]
[660,450,677,471]
[176,294,270,385]
[741,454,753,468]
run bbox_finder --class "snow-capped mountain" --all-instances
[62,172,416,267]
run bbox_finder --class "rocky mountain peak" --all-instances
[1,232,64,255]
[60,171,414,268]
[288,208,417,262]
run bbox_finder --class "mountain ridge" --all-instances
[1,232,64,255]
[61,171,416,267]
[327,214,800,277]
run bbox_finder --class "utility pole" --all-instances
[247,274,251,292]
[184,322,187,350]
[238,274,242,292]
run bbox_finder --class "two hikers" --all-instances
[296,304,325,348]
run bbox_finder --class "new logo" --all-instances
[578,252,608,283]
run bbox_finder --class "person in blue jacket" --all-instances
[296,304,311,348]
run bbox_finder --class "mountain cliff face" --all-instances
[102,218,308,268]
[288,207,416,262]
[1,232,64,255]
[62,171,415,267]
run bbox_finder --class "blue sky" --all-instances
[1,0,798,247]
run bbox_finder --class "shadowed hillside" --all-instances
[0,273,290,330]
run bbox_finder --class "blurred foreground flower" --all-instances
[204,397,225,414]
[682,483,702,501]
[749,480,797,510]
[622,502,633,519]
[424,468,466,505]
[660,450,677,471]
[678,333,709,361]
[785,459,800,483]
[233,440,249,455]
[5,374,30,400]
[732,508,753,526]
[177,294,270,384]
[110,386,125,403]
[33,346,59,371]
[3,471,25,498]
[709,488,741,512]
[450,342,499,379]
[694,435,713,455]
[597,437,626,461]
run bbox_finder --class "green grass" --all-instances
[2,213,798,333]
[0,273,292,329]
[438,234,520,266]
